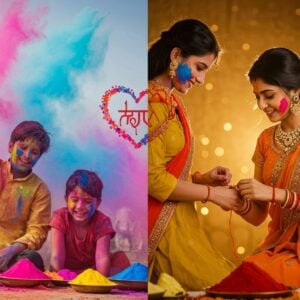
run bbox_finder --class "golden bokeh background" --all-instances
[149,0,300,262]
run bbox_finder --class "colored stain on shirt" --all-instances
[58,268,77,280]
[110,262,147,281]
[70,268,116,286]
[1,258,51,279]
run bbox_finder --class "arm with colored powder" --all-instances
[50,227,66,271]
[95,234,111,276]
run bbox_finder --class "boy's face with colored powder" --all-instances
[8,137,41,172]
[66,186,99,225]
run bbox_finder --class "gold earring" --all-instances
[290,94,300,115]
[169,60,178,79]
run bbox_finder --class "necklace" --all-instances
[274,124,300,152]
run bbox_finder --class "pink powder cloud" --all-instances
[0,0,47,83]
[0,96,20,121]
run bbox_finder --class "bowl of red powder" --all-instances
[206,262,293,298]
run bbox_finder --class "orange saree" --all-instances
[245,126,300,287]
[148,82,194,263]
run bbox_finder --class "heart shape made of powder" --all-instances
[100,86,148,148]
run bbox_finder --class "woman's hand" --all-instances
[237,178,272,202]
[209,186,244,211]
[192,166,232,186]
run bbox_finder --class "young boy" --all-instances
[50,169,130,276]
[0,121,51,271]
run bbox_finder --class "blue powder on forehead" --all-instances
[79,172,89,187]
[110,262,147,281]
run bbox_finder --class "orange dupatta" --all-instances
[148,83,194,263]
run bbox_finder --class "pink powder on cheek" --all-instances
[279,98,288,113]
[0,258,51,279]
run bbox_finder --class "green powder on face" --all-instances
[70,269,116,286]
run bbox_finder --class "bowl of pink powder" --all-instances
[0,259,51,287]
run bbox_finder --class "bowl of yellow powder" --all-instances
[69,269,116,294]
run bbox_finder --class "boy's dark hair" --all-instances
[65,169,103,201]
[10,121,50,155]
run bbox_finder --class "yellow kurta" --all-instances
[149,94,233,290]
[0,160,51,250]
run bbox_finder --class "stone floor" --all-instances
[0,285,147,300]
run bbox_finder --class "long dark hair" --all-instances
[248,48,300,91]
[149,19,221,80]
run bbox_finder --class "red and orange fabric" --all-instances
[245,126,300,288]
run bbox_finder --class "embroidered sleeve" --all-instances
[252,133,265,167]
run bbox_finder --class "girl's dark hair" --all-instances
[65,169,103,201]
[148,19,221,79]
[248,48,300,91]
[10,120,50,155]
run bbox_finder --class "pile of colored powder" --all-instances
[44,270,63,280]
[209,261,287,293]
[110,262,147,281]
[57,269,77,280]
[0,258,51,280]
[70,269,116,286]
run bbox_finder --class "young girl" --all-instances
[50,169,129,276]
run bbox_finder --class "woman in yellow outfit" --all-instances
[148,19,243,290]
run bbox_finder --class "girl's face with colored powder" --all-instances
[8,138,41,172]
[66,186,99,225]
[251,78,293,122]
[172,52,216,95]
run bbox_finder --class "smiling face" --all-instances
[9,137,41,172]
[66,186,99,225]
[251,78,293,122]
[171,51,216,95]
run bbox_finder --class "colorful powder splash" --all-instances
[0,0,46,84]
[70,268,116,286]
[1,258,51,279]
[110,262,147,281]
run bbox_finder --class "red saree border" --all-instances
[148,84,194,263]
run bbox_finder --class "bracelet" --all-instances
[280,190,300,210]
[201,185,210,203]
[236,199,252,215]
